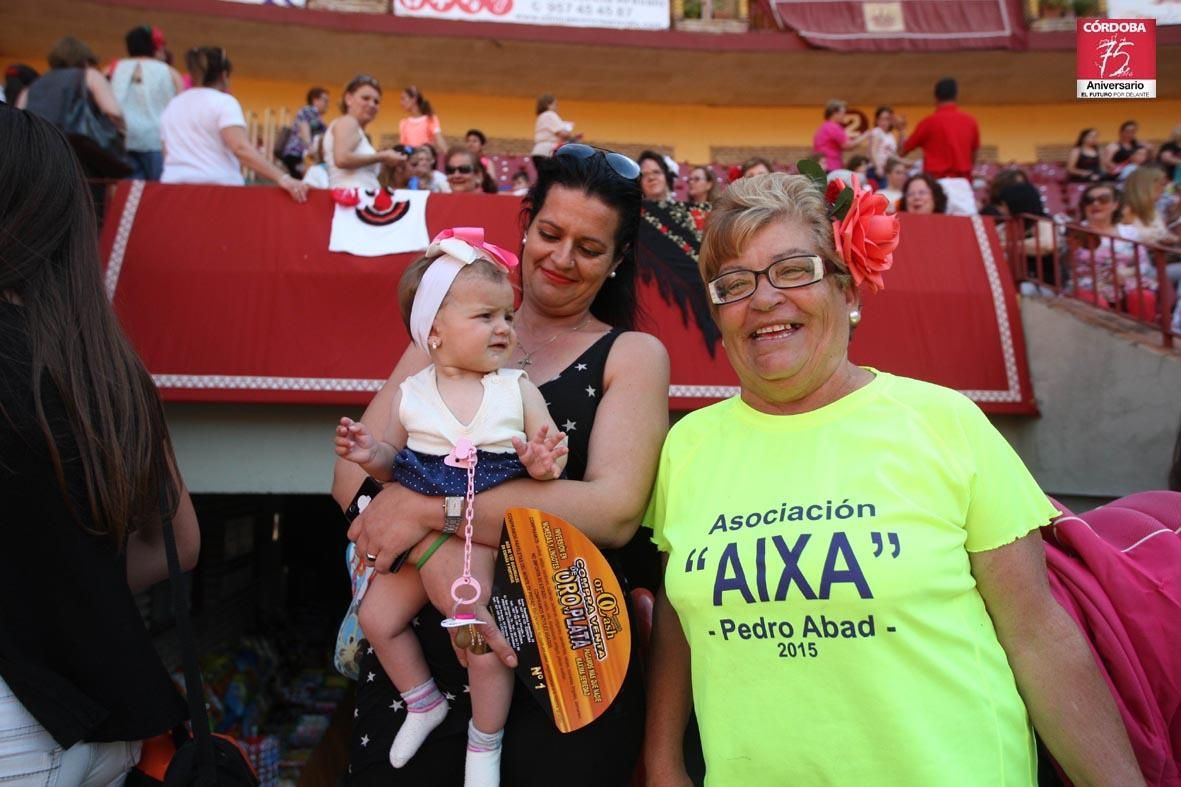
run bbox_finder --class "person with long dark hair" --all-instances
[334,145,669,786]
[0,104,200,783]
[1067,128,1105,183]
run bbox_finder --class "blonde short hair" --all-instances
[699,173,851,293]
[1122,165,1165,225]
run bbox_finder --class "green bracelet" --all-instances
[415,533,452,571]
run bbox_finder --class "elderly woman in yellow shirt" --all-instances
[642,169,1144,787]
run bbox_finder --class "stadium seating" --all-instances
[488,154,534,190]
[482,154,1099,219]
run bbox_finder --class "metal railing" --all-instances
[1002,213,1177,349]
[243,107,292,183]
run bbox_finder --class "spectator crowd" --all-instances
[4,30,1178,327]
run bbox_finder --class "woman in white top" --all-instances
[160,47,306,202]
[867,106,903,186]
[325,75,407,190]
[531,94,579,162]
[109,25,184,180]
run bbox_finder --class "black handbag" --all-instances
[56,68,131,178]
[127,494,259,787]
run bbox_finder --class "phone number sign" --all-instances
[394,0,670,30]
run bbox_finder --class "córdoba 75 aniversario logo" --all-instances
[1077,18,1156,99]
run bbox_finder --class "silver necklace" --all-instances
[515,314,592,368]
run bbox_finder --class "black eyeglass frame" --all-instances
[707,255,830,305]
[445,164,476,175]
[554,143,641,181]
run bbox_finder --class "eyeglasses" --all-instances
[554,143,641,181]
[707,256,827,305]
[445,164,475,175]
[1082,192,1115,206]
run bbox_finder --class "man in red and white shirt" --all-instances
[901,78,980,215]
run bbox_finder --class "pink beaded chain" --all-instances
[441,440,484,630]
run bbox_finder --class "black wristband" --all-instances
[343,477,410,573]
[344,477,383,522]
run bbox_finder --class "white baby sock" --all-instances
[464,719,504,787]
[389,678,448,768]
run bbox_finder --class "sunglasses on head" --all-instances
[445,164,475,175]
[554,143,641,181]
[1082,192,1115,206]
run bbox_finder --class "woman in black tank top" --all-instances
[1067,128,1105,183]
[1106,120,1142,176]
[336,147,670,786]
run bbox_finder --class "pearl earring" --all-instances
[849,309,862,327]
[429,339,440,350]
[608,271,617,279]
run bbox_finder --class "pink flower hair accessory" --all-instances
[798,161,901,293]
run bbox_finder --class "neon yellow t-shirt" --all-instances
[646,372,1059,787]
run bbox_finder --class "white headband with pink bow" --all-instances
[408,227,519,353]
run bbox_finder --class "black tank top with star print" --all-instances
[537,329,660,592]
[537,329,617,482]
[345,328,660,786]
